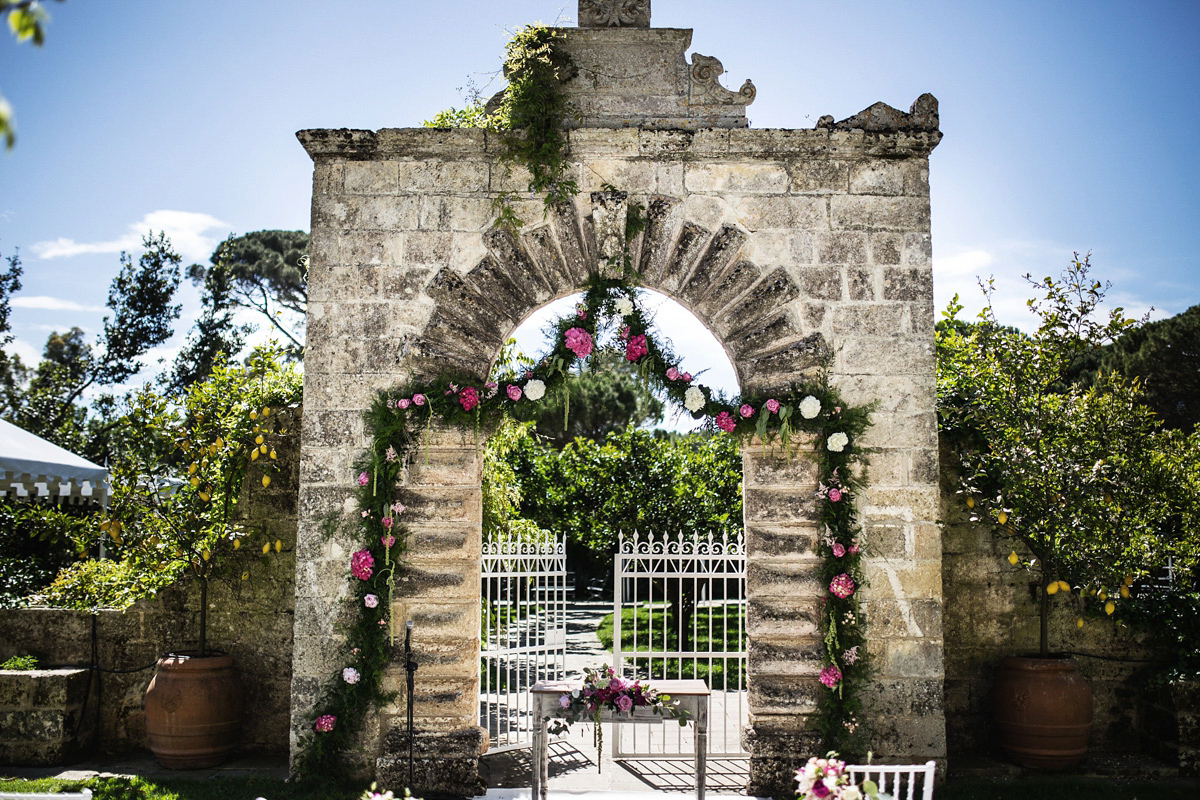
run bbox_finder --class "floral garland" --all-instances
[293,274,874,781]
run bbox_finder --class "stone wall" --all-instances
[939,438,1161,757]
[0,411,300,762]
[296,117,945,794]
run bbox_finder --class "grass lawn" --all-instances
[597,603,746,690]
[0,774,367,800]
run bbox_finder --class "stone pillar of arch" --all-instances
[292,8,944,795]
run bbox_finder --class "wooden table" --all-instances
[530,678,710,800]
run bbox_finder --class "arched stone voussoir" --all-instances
[712,267,802,339]
[480,229,555,301]
[738,333,831,394]
[678,224,750,309]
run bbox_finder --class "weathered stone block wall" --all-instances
[0,411,300,760]
[296,121,944,794]
[0,668,95,765]
[939,438,1159,757]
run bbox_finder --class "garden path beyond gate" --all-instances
[479,533,568,752]
[613,529,748,759]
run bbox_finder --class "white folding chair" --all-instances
[846,760,936,800]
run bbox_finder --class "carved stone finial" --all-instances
[578,0,651,28]
[689,54,756,110]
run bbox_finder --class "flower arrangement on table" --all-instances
[294,272,875,780]
[796,752,892,800]
[545,665,689,770]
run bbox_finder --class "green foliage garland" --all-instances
[294,271,876,776]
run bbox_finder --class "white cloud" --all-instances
[12,296,105,312]
[31,210,229,263]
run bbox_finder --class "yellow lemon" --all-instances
[1076,617,1084,629]
[201,549,211,561]
[966,496,975,508]
[1105,600,1115,615]
[997,511,1008,525]
[1058,580,1071,593]
[198,491,210,503]
[100,519,111,532]
[262,474,271,488]
[1008,551,1019,566]
[250,410,258,420]
[1098,589,1107,601]
[269,449,277,460]
[215,436,224,449]
[111,531,122,545]
[1120,585,1130,598]
[274,539,282,553]
[233,539,241,550]
[262,407,270,417]
[255,434,264,445]
[189,476,200,488]
[1104,492,1113,504]
[1123,575,1134,587]
[251,449,260,461]
[241,571,249,581]
[1046,582,1059,595]
[208,444,218,456]
[260,443,268,454]
[262,542,270,555]
[188,462,198,475]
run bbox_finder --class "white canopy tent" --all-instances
[0,418,108,505]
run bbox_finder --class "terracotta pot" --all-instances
[145,652,243,769]
[992,655,1093,769]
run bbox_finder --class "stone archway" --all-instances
[293,10,946,797]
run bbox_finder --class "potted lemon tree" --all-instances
[936,257,1198,767]
[99,349,300,768]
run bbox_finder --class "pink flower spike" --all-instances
[507,384,522,401]
[739,403,755,419]
[715,411,737,433]
[397,398,410,410]
[357,471,369,486]
[412,394,426,407]
[765,398,780,414]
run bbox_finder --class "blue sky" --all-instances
[1,0,1197,410]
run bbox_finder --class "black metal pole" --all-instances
[405,619,417,789]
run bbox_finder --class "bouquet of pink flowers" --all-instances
[796,752,891,800]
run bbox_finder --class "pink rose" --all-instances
[715,411,737,433]
[813,781,831,798]
[616,694,634,713]
[397,398,410,410]
[412,393,426,407]
[765,398,780,414]
[828,488,843,503]
[351,549,375,581]
[739,404,754,419]
[507,384,522,401]
[314,714,336,733]
[625,334,648,362]
[666,367,680,381]
[819,664,842,690]
[357,471,369,486]
[564,327,594,359]
[832,543,846,558]
[559,694,571,709]
[459,386,479,412]
[681,372,692,383]
[575,304,588,319]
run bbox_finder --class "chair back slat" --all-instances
[846,760,936,800]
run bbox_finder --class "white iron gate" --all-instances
[480,533,568,752]
[613,529,748,759]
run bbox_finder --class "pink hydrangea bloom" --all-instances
[832,542,846,558]
[364,594,379,608]
[343,667,361,685]
[765,398,780,414]
[351,549,374,581]
[828,488,843,503]
[739,404,755,418]
[625,334,648,362]
[397,398,410,410]
[564,327,594,359]
[819,664,843,689]
[459,386,479,412]
[357,471,369,486]
[829,573,856,599]
[507,384,522,401]
[412,393,426,407]
[314,714,336,733]
[716,411,737,433]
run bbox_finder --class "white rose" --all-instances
[799,395,821,419]
[614,297,634,317]
[524,379,546,401]
[842,787,863,800]
[827,431,849,452]
[684,386,706,413]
